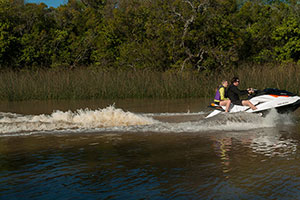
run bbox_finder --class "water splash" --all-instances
[0,106,157,135]
[0,106,296,136]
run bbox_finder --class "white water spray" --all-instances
[0,106,295,136]
[0,106,157,135]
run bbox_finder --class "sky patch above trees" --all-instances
[26,0,66,8]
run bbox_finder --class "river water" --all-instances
[0,99,300,199]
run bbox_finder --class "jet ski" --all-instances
[206,88,300,118]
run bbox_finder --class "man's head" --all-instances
[231,77,240,86]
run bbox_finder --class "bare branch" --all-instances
[180,15,195,48]
[172,7,184,20]
[183,0,195,10]
[174,0,210,71]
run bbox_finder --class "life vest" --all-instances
[214,86,227,102]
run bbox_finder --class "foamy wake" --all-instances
[120,109,294,133]
[0,106,157,135]
[0,106,295,136]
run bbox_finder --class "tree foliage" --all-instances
[1,0,300,70]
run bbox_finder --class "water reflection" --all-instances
[212,136,232,177]
[250,132,298,158]
[210,126,299,179]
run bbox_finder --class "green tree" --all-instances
[0,1,21,68]
[273,16,300,62]
[234,1,285,63]
[14,2,54,68]
[50,0,103,68]
[1,0,300,70]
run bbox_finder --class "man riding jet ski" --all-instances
[226,77,257,111]
[206,78,300,118]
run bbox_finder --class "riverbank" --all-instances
[0,63,299,101]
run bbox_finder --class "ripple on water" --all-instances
[0,107,300,199]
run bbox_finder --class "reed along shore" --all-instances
[0,63,299,101]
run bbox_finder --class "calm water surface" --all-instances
[0,99,300,200]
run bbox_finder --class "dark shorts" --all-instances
[213,101,220,105]
[232,100,243,106]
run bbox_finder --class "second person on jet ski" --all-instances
[227,77,257,110]
[214,80,231,112]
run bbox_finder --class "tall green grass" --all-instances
[0,63,299,101]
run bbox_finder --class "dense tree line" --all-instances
[1,0,300,71]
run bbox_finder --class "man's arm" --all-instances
[233,86,248,96]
